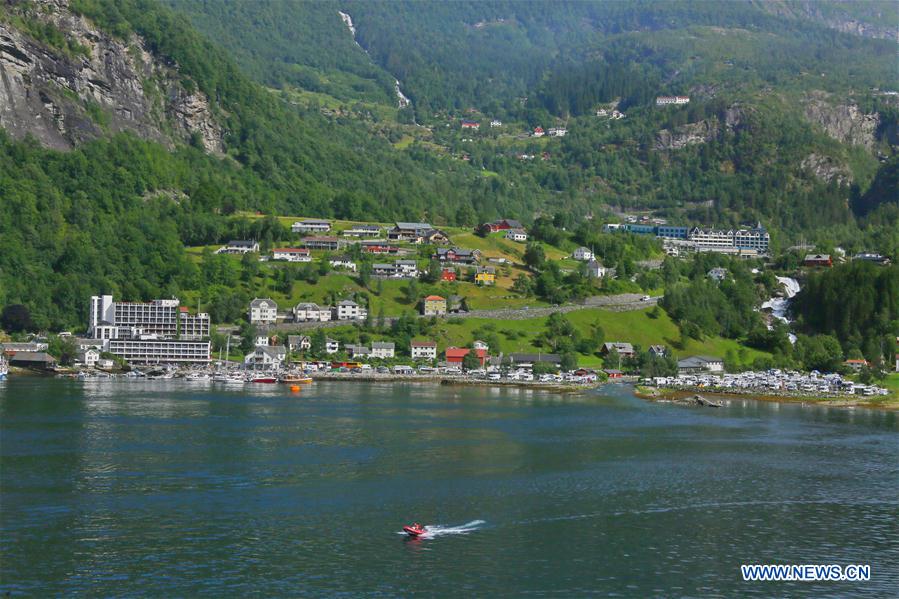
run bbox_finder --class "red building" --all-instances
[445,347,488,367]
[603,369,623,379]
[441,268,457,282]
[486,218,523,232]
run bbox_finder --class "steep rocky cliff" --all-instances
[803,97,880,151]
[0,0,222,152]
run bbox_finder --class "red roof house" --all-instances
[445,347,488,366]
[441,268,457,281]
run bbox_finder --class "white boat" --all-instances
[0,356,7,380]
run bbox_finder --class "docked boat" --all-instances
[248,375,278,384]
[280,374,313,384]
[0,356,8,381]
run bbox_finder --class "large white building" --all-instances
[689,223,769,254]
[248,298,278,324]
[87,295,211,364]
[108,339,211,364]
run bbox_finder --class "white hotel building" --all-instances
[88,295,210,364]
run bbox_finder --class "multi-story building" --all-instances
[179,309,210,340]
[334,300,366,321]
[108,339,211,364]
[248,298,278,324]
[88,294,210,364]
[90,295,179,338]
[410,340,437,360]
[421,295,447,316]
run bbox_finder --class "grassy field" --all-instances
[278,306,770,370]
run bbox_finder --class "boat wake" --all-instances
[398,519,485,538]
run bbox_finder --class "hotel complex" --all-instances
[88,295,210,364]
[604,222,769,256]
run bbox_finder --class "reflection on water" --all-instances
[1,379,897,596]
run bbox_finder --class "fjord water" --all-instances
[1,380,897,597]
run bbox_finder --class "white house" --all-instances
[473,340,489,351]
[254,335,270,347]
[325,338,340,354]
[248,298,278,324]
[329,257,357,272]
[292,219,331,234]
[244,345,287,370]
[77,348,100,367]
[586,260,607,278]
[371,341,395,359]
[505,228,528,242]
[287,335,311,352]
[490,119,502,127]
[411,340,437,360]
[97,358,115,369]
[548,127,567,137]
[293,302,331,322]
[334,300,365,321]
[572,247,594,261]
[342,225,382,238]
[346,345,371,359]
[272,248,312,262]
[216,240,259,254]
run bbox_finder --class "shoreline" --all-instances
[309,371,597,393]
[635,385,899,411]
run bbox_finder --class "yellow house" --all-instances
[474,267,496,285]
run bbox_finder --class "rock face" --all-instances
[800,153,853,186]
[0,0,222,152]
[803,98,879,150]
[655,119,719,151]
[654,105,745,151]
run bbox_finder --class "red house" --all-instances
[487,218,523,232]
[461,119,480,130]
[445,347,488,367]
[441,268,457,282]
[603,369,623,379]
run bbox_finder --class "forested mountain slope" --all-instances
[0,0,897,330]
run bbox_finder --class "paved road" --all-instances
[226,294,661,335]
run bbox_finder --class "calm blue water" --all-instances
[1,379,897,596]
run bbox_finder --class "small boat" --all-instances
[280,374,313,384]
[403,523,426,537]
[249,375,278,384]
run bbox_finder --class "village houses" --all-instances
[287,335,311,353]
[244,345,287,370]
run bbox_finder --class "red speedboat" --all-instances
[403,523,426,537]
[249,376,277,383]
